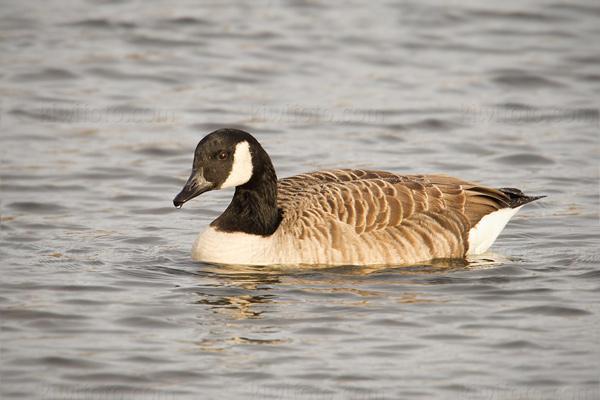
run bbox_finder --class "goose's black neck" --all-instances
[211,157,280,236]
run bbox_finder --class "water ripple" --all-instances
[2,0,598,399]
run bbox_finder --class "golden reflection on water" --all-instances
[191,252,508,321]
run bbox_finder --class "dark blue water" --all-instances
[1,1,598,399]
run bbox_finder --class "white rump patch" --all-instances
[220,141,253,189]
[466,206,522,255]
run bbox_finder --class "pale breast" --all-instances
[191,226,277,264]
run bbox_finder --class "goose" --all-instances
[173,128,543,266]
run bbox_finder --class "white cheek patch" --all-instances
[220,141,253,189]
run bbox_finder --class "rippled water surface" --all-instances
[2,1,599,399]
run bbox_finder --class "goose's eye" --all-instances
[217,151,228,161]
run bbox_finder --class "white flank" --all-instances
[191,226,278,264]
[220,141,253,189]
[466,206,522,255]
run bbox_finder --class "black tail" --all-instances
[497,187,546,208]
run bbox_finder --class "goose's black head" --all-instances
[173,128,274,208]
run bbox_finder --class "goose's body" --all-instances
[174,129,543,266]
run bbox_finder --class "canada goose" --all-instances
[173,128,543,266]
